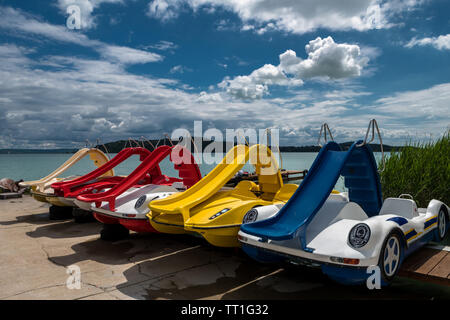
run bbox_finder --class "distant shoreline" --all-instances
[0,141,403,154]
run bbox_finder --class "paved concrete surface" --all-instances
[0,195,449,300]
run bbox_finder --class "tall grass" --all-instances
[379,131,450,208]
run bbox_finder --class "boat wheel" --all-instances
[378,232,402,283]
[437,208,447,241]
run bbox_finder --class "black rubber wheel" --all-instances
[100,224,130,241]
[436,207,448,241]
[49,205,73,220]
[378,231,403,285]
[72,208,96,223]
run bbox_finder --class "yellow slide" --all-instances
[150,145,250,219]
[20,148,113,205]
[148,144,298,247]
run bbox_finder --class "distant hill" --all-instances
[95,139,406,153]
[0,138,404,154]
[0,148,78,154]
[281,142,402,153]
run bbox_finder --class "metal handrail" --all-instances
[164,133,174,147]
[356,119,385,172]
[236,129,250,147]
[176,134,200,162]
[96,138,110,158]
[129,138,140,148]
[189,135,200,159]
[140,136,155,150]
[154,138,161,149]
[317,123,334,147]
[265,128,282,170]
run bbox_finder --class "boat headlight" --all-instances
[209,208,230,220]
[243,208,258,224]
[348,223,371,248]
[135,195,147,209]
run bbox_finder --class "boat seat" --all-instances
[274,184,298,202]
[331,202,369,223]
[231,180,259,199]
[306,199,348,242]
[306,201,369,243]
[379,198,419,219]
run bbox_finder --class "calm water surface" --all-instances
[0,152,386,192]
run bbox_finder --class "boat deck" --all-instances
[399,246,450,286]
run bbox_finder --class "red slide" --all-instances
[52,147,152,199]
[77,145,202,211]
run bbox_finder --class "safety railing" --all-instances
[317,123,334,147]
[356,119,385,172]
[265,128,282,171]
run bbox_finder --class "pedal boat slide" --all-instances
[75,145,202,239]
[148,144,299,247]
[19,147,112,206]
[51,146,153,209]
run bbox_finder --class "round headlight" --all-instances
[135,195,147,209]
[348,223,371,248]
[243,209,258,224]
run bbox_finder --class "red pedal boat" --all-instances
[51,147,153,208]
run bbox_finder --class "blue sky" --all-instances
[0,0,449,148]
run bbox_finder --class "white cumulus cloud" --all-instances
[146,0,424,34]
[220,36,368,99]
[219,64,301,100]
[291,36,368,79]
[405,34,450,50]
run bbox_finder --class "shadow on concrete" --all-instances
[215,265,450,300]
[117,248,450,300]
[0,202,57,227]
[25,218,101,239]
[118,252,279,299]
[0,211,74,227]
[47,232,206,267]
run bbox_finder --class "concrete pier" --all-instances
[0,195,449,300]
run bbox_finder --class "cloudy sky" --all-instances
[0,0,449,148]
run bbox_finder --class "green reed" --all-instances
[379,131,450,208]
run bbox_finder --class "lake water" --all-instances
[0,152,386,192]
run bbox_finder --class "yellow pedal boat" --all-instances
[19,148,113,207]
[147,144,298,247]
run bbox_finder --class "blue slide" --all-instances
[240,141,382,249]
